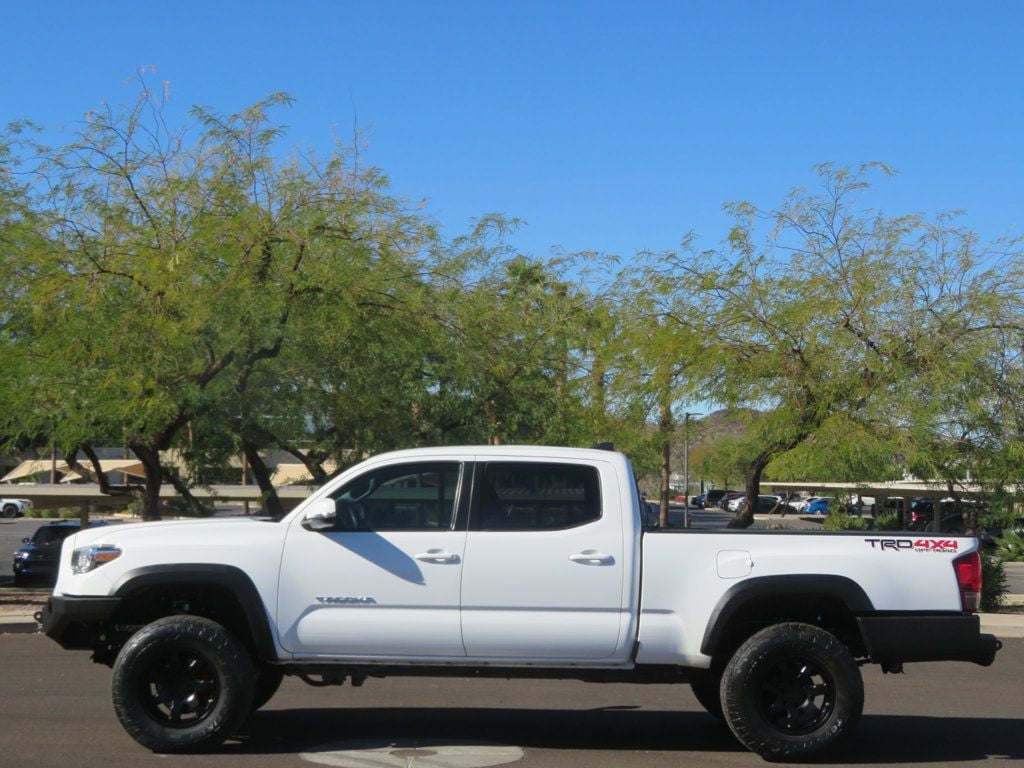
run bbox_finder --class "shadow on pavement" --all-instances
[225,707,1024,762]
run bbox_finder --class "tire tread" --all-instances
[720,621,863,761]
[111,615,254,752]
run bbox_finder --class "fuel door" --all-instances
[717,550,754,579]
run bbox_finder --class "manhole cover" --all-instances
[300,739,524,768]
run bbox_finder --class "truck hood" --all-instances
[55,516,289,597]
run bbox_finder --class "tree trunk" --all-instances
[243,440,284,518]
[161,468,214,517]
[728,455,769,529]
[131,443,164,521]
[591,352,606,416]
[658,400,672,528]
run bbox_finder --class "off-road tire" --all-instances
[721,622,863,761]
[2,504,17,518]
[111,615,254,752]
[690,676,724,720]
[251,666,284,711]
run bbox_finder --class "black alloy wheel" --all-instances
[112,615,254,752]
[754,655,835,734]
[720,622,863,761]
[138,647,221,727]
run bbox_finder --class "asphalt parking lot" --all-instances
[1,632,1021,768]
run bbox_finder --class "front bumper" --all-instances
[41,594,122,650]
[858,613,1002,666]
[12,559,57,579]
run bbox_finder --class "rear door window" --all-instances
[473,462,601,531]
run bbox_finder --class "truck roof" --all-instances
[364,445,628,463]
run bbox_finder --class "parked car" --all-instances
[1,498,32,518]
[690,493,707,509]
[908,497,985,528]
[754,495,787,514]
[12,519,109,586]
[725,494,784,514]
[793,496,820,513]
[773,491,803,506]
[719,492,745,511]
[805,497,835,515]
[703,489,736,509]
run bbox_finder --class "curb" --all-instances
[0,621,39,634]
[0,610,41,634]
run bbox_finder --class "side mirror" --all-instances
[22,537,30,544]
[301,498,337,531]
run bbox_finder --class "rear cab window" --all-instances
[472,462,602,531]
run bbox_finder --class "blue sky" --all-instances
[3,1,1022,261]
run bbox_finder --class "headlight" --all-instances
[14,551,29,560]
[71,545,122,574]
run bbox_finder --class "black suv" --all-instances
[12,520,109,587]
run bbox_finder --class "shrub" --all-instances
[873,510,901,531]
[26,507,81,519]
[995,530,1024,563]
[981,551,1009,613]
[757,522,792,531]
[823,509,871,531]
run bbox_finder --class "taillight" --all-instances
[953,551,982,613]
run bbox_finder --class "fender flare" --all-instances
[700,574,874,657]
[112,563,278,661]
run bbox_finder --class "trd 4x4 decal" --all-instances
[865,538,960,553]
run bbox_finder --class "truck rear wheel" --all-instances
[111,615,254,752]
[720,622,863,761]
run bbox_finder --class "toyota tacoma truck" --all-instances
[41,446,1001,760]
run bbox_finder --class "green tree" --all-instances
[637,164,1022,527]
[0,86,437,519]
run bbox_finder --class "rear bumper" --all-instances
[41,595,122,650]
[858,613,1002,666]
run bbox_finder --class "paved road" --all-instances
[1,632,1021,768]
[1005,562,1024,596]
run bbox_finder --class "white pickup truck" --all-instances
[42,446,1000,760]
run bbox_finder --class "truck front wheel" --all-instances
[689,676,724,720]
[720,622,863,761]
[251,665,284,711]
[111,615,255,752]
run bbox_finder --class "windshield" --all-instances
[31,526,79,545]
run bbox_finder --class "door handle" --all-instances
[414,549,460,563]
[569,550,615,564]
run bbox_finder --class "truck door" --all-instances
[460,459,632,661]
[278,460,468,657]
